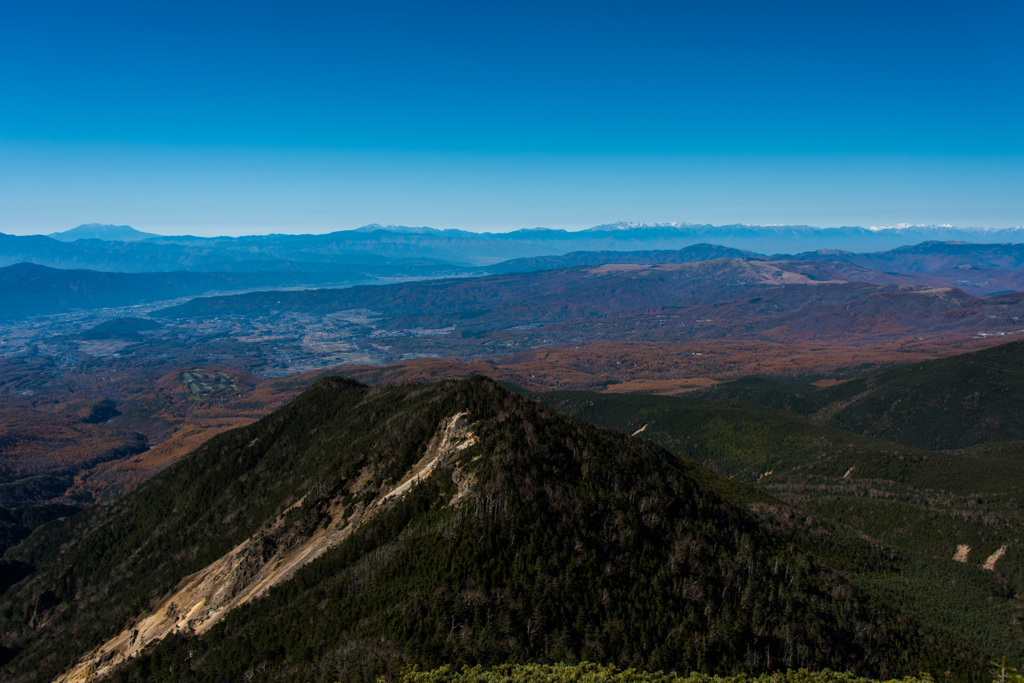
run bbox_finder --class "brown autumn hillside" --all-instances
[3,254,1022,511]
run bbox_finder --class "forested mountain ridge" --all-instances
[0,377,1008,683]
[699,340,1024,450]
[526,388,1024,590]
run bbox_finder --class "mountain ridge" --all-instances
[698,339,1024,451]
[0,377,1006,682]
[7,223,1024,272]
[8,240,1024,322]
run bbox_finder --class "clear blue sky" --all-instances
[2,0,1022,235]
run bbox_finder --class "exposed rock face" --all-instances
[54,413,477,683]
[983,545,1008,571]
[953,544,971,562]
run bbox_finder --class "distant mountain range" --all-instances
[6,222,1022,272]
[0,230,473,275]
[48,224,160,242]
[7,240,1024,321]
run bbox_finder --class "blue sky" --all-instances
[1,0,1022,235]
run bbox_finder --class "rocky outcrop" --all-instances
[54,412,477,683]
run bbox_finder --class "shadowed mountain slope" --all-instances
[699,340,1024,451]
[0,378,1007,683]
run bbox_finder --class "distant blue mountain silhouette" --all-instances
[48,223,161,242]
